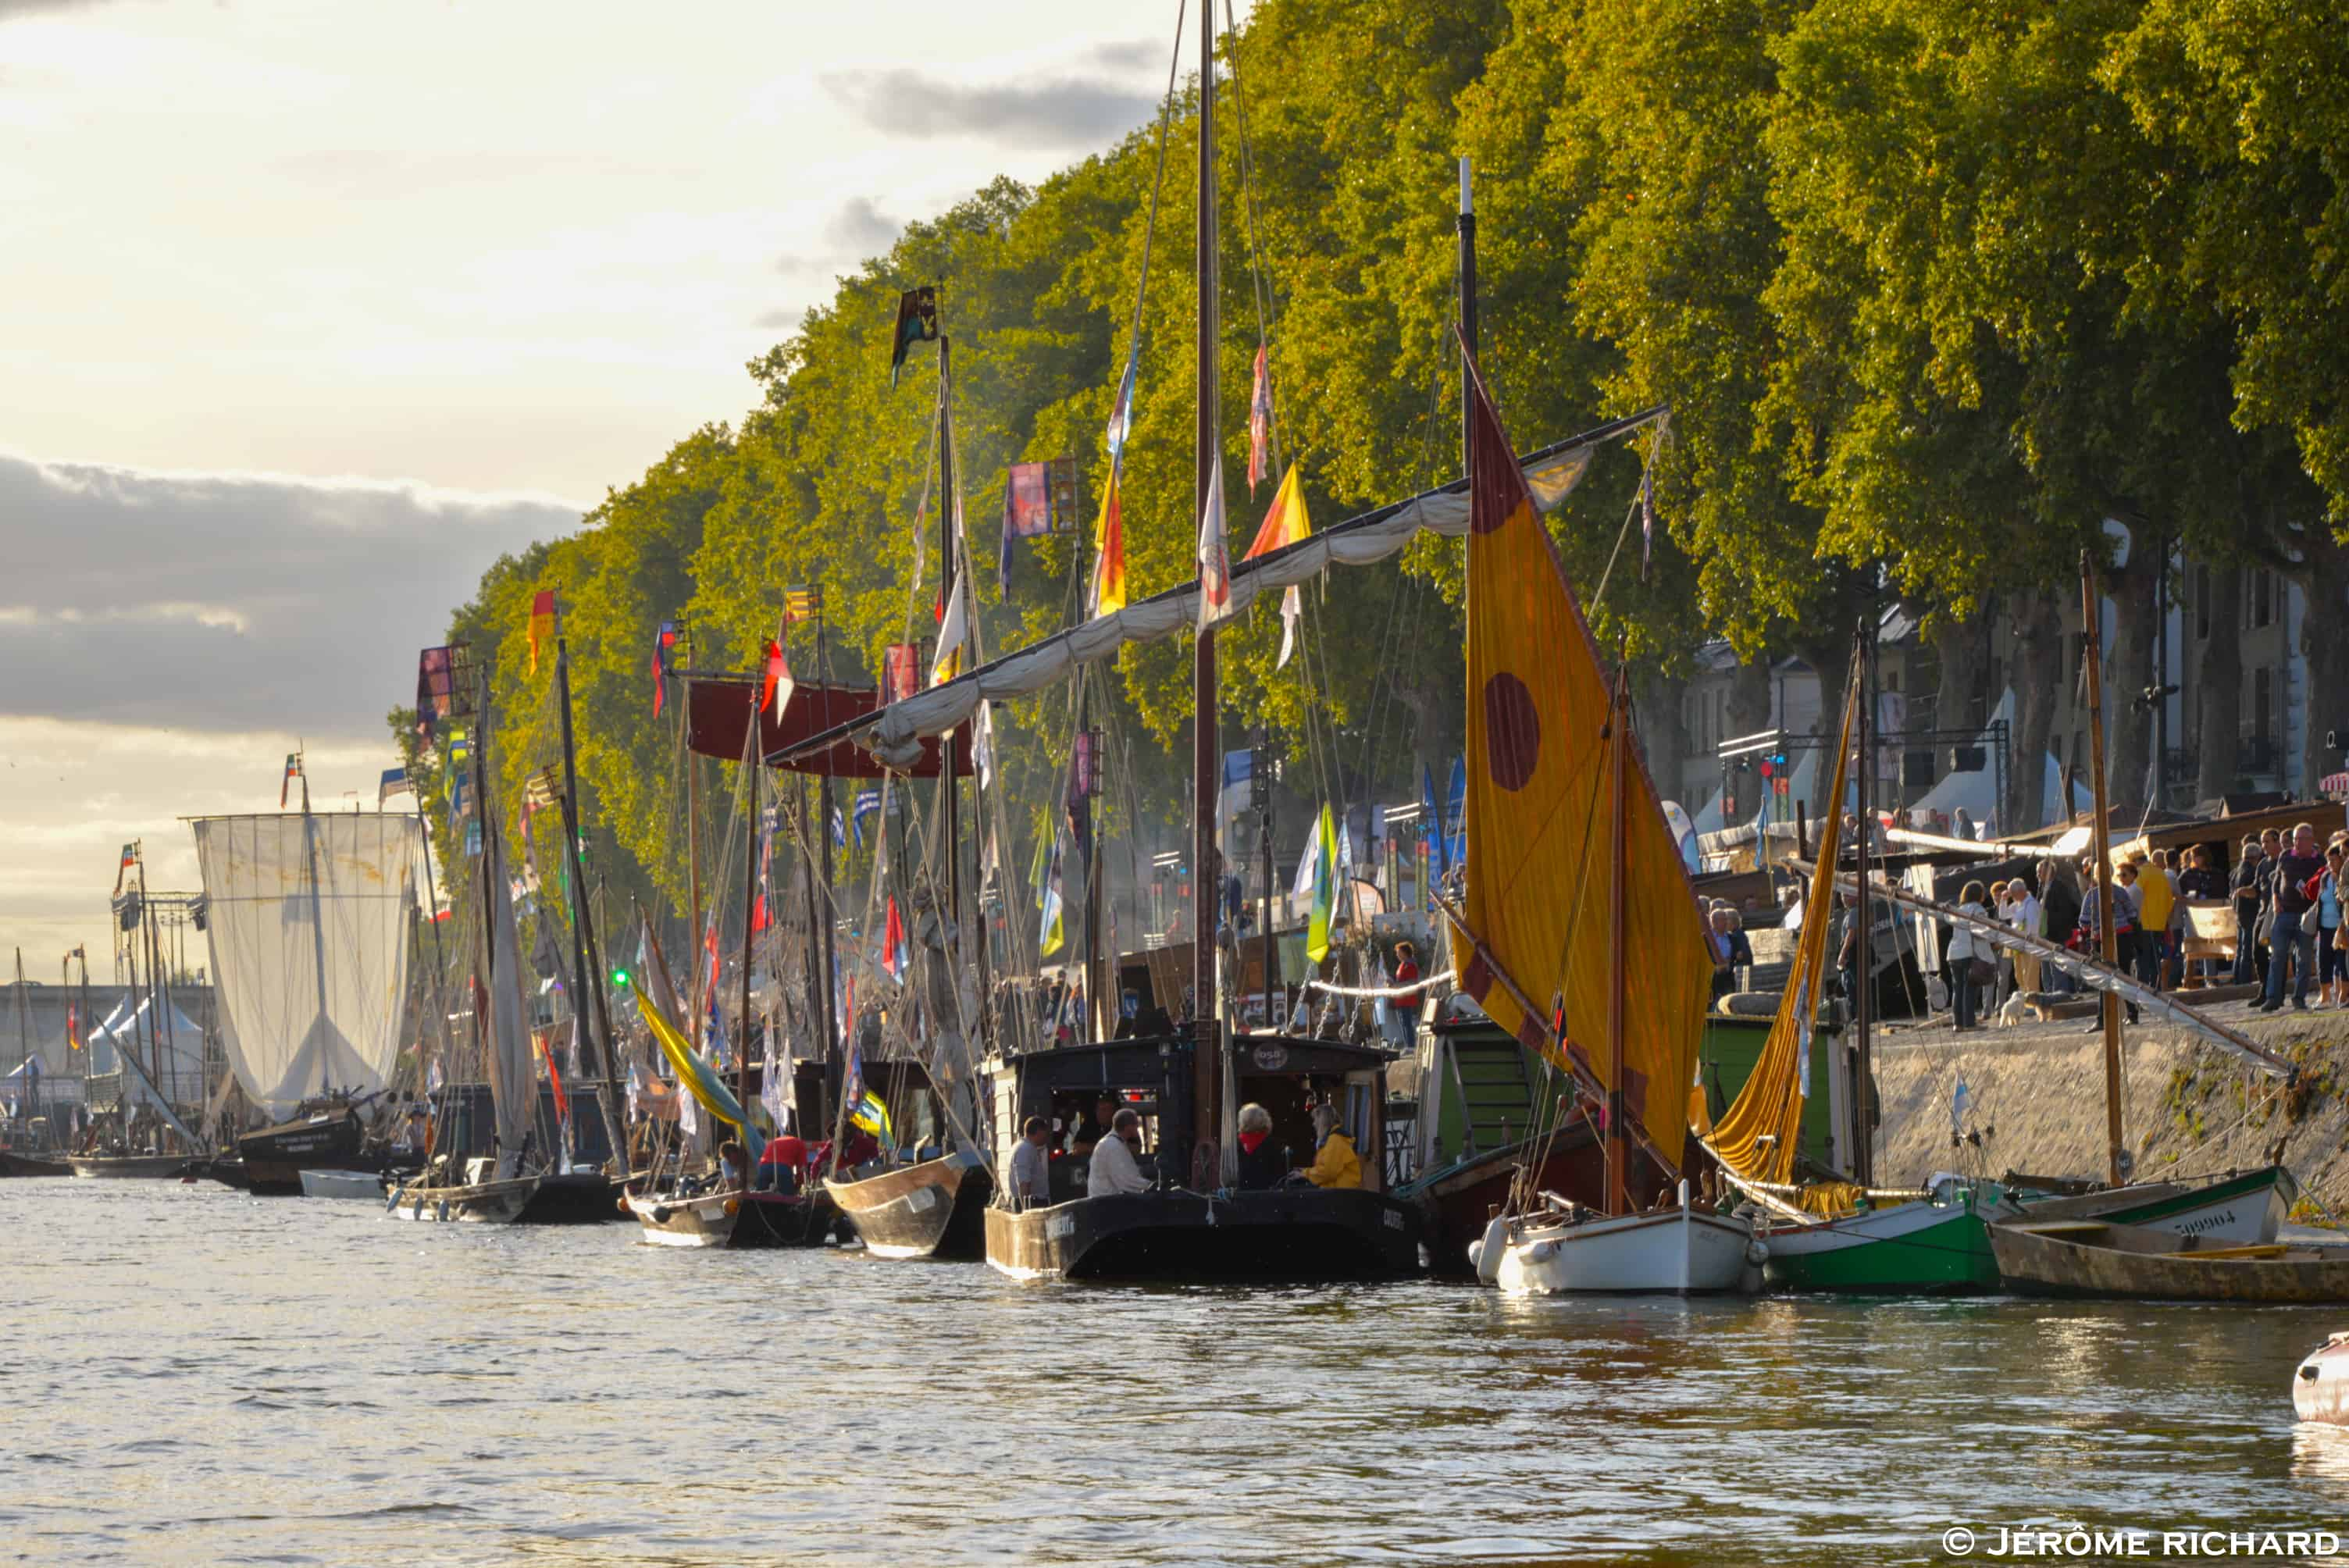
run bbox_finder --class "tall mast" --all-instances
[1457,156,1477,479]
[814,611,839,1065]
[554,629,629,1167]
[2080,550,2126,1186]
[294,754,335,1098]
[1606,677,1630,1215]
[736,748,760,1152]
[684,631,705,1023]
[938,337,964,1007]
[1852,619,1877,1185]
[12,948,30,1110]
[1191,0,1224,1163]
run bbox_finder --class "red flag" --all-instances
[278,754,300,808]
[882,896,906,981]
[882,643,918,703]
[760,635,796,716]
[529,590,557,673]
[650,643,665,718]
[535,1028,571,1128]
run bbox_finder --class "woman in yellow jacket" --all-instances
[1302,1105,1362,1189]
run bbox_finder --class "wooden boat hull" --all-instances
[627,1188,840,1249]
[1763,1192,2009,1294]
[1989,1218,2349,1302]
[70,1154,194,1179]
[1495,1202,1759,1295]
[825,1151,993,1260]
[986,1188,1423,1281]
[2073,1165,2295,1246]
[387,1174,539,1224]
[1,1149,74,1177]
[2295,1334,2349,1425]
[298,1167,388,1201]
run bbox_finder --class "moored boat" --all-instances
[70,1153,193,1179]
[1486,1183,1760,1295]
[388,1161,540,1224]
[826,1148,992,1260]
[1,1149,73,1177]
[624,1185,839,1249]
[233,1099,383,1196]
[299,1167,387,1200]
[1988,1216,2349,1302]
[2295,1334,2349,1425]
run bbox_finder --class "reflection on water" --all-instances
[6,1181,2347,1566]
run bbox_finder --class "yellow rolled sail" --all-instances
[1706,673,1858,1186]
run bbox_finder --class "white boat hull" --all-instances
[2295,1333,2349,1426]
[1496,1200,1760,1295]
[299,1168,387,1201]
[625,1189,737,1248]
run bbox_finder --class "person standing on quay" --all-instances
[2261,821,2325,1014]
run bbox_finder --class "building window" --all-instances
[2255,569,2273,629]
[2195,565,2211,640]
[2254,666,2273,741]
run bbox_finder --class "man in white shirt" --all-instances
[1085,1108,1151,1197]
[1006,1116,1053,1208]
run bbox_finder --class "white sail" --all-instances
[483,812,536,1169]
[191,812,425,1117]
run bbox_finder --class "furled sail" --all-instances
[1449,376,1713,1173]
[482,810,536,1167]
[768,417,1663,772]
[1704,675,1858,1185]
[191,812,425,1117]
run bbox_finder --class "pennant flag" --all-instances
[782,586,822,625]
[830,804,846,849]
[378,767,410,807]
[761,1042,793,1136]
[882,643,919,704]
[1245,463,1312,560]
[1104,346,1137,466]
[528,589,556,674]
[415,645,458,744]
[850,1088,895,1145]
[931,573,968,686]
[536,1027,572,1131]
[1087,469,1128,619]
[650,620,679,717]
[890,286,939,385]
[761,633,796,717]
[1248,342,1273,492]
[1000,458,1078,592]
[975,700,996,792]
[1307,804,1337,964]
[1289,813,1320,903]
[1195,451,1234,634]
[1039,834,1066,957]
[65,1003,80,1052]
[882,896,907,982]
[852,789,881,850]
[112,842,136,896]
[1276,585,1303,671]
[279,753,301,808]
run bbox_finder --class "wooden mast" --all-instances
[554,625,629,1167]
[1190,0,1222,1168]
[1606,675,1630,1215]
[2080,550,2126,1186]
[1852,619,1877,1186]
[735,732,760,1165]
[938,334,962,1012]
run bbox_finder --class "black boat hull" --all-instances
[522,1169,627,1224]
[825,1153,993,1260]
[986,1188,1424,1281]
[237,1109,372,1196]
[1,1150,73,1178]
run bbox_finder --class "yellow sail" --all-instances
[1706,672,1857,1185]
[1449,375,1713,1172]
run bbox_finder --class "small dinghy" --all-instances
[2294,1334,2349,1425]
[625,1186,838,1249]
[299,1167,388,1201]
[1482,1181,1762,1296]
[1989,1217,2349,1303]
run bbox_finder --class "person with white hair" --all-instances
[1235,1102,1284,1189]
[1085,1107,1151,1197]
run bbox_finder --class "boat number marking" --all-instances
[1047,1214,1075,1239]
[906,1186,936,1212]
[1383,1209,1404,1230]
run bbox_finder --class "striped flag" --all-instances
[279,753,301,808]
[378,767,410,807]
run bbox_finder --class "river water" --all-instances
[8,1180,2349,1566]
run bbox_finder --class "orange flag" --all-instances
[1243,464,1310,559]
[528,590,556,673]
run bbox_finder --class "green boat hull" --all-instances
[1763,1203,2001,1295]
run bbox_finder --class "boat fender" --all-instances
[723,1199,740,1217]
[1467,1237,1484,1273]
[651,1206,673,1225]
[1524,1238,1559,1265]
[615,1196,631,1216]
[412,1197,426,1219]
[437,1200,451,1223]
[1475,1214,1510,1285]
[1744,1239,1769,1267]
[385,1189,401,1213]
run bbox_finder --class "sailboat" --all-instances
[1438,350,1756,1295]
[188,772,428,1196]
[388,655,541,1223]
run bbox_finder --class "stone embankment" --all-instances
[1872,1003,2349,1221]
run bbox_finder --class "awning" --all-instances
[688,674,970,779]
[770,408,1666,772]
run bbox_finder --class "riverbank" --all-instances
[1872,1001,2349,1219]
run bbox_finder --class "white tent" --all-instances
[86,993,207,1107]
[1909,690,2065,833]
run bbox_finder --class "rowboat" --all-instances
[298,1167,388,1201]
[624,1187,838,1249]
[69,1153,193,1179]
[1988,1217,2349,1302]
[2295,1334,2349,1425]
[825,1148,992,1261]
[387,1171,539,1224]
[1485,1182,1761,1296]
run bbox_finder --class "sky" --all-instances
[0,0,1189,982]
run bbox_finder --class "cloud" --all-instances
[1085,37,1164,73]
[821,68,1158,151]
[0,451,582,736]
